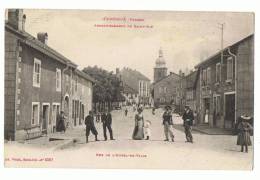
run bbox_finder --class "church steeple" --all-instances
[155,47,166,68]
[154,47,167,82]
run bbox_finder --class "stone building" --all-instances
[152,48,180,108]
[119,67,151,105]
[153,72,180,107]
[4,9,94,141]
[195,34,254,129]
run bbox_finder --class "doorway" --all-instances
[204,98,210,123]
[52,103,60,132]
[225,93,235,128]
[42,104,49,134]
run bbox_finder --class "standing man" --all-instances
[102,110,115,141]
[162,106,175,142]
[125,108,128,116]
[182,105,194,143]
[85,111,99,143]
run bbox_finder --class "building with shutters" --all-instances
[4,9,95,141]
[195,34,254,129]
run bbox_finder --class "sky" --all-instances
[23,9,254,81]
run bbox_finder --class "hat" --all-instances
[145,120,152,125]
[184,105,190,108]
[240,115,251,121]
[165,105,171,110]
[137,107,143,112]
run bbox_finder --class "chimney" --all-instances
[37,32,48,44]
[7,9,26,31]
[179,70,182,76]
[116,68,119,75]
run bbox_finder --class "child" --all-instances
[144,120,152,140]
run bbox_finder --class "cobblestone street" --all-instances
[5,108,253,170]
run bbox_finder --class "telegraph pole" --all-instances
[219,23,225,71]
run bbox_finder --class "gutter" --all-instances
[227,47,237,124]
[61,63,70,111]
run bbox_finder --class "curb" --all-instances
[192,128,233,135]
[53,138,76,150]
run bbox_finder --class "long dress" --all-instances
[237,121,252,146]
[132,113,144,140]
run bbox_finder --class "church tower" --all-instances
[154,48,167,82]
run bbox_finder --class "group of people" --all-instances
[84,110,115,143]
[130,104,194,143]
[58,104,253,153]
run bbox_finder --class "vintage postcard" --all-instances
[4,9,254,169]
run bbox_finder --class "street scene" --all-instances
[4,9,254,169]
[5,108,253,169]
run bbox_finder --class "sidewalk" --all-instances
[174,124,233,135]
[14,126,86,150]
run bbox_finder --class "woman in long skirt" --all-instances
[132,107,144,140]
[237,115,253,153]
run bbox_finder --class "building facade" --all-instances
[153,72,180,108]
[195,35,254,129]
[4,9,94,141]
[119,67,151,105]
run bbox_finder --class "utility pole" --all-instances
[217,23,225,128]
[218,23,225,73]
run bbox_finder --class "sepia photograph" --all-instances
[4,8,254,170]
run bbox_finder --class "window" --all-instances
[202,69,207,85]
[216,63,221,82]
[139,81,142,95]
[31,102,40,125]
[207,67,211,85]
[159,87,163,94]
[33,58,41,87]
[213,95,221,114]
[227,57,233,80]
[164,87,167,93]
[56,68,61,91]
[75,77,78,92]
[160,97,165,103]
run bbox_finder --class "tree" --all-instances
[82,66,125,112]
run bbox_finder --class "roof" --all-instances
[185,70,198,89]
[123,83,138,94]
[120,67,150,81]
[5,23,77,68]
[195,34,254,68]
[75,69,96,83]
[153,71,180,85]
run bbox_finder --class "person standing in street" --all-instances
[102,110,115,141]
[85,111,99,143]
[162,106,175,142]
[182,105,194,143]
[237,115,253,153]
[132,107,145,140]
[57,111,66,133]
[152,107,156,115]
[125,108,128,116]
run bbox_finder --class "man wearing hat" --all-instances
[162,105,175,142]
[182,105,194,143]
[85,111,99,143]
[237,115,253,153]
